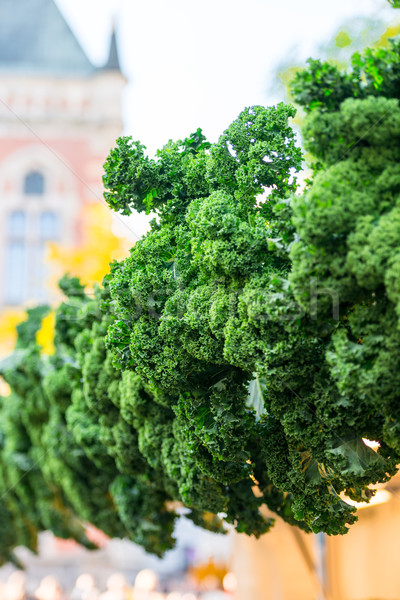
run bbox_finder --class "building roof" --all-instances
[0,0,96,76]
[103,28,121,72]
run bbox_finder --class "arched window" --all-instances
[8,210,26,237]
[24,171,44,195]
[40,211,59,240]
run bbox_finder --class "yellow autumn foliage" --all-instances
[0,307,25,359]
[48,202,130,289]
[35,311,56,355]
[375,22,400,47]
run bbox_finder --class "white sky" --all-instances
[55,0,397,156]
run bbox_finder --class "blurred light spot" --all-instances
[75,573,95,591]
[135,569,158,592]
[223,572,237,593]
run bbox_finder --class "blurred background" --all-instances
[1,1,400,598]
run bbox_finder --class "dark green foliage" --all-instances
[104,100,389,540]
[103,104,301,225]
[2,36,400,562]
[288,39,400,492]
[0,306,98,564]
[103,48,400,541]
[291,38,400,115]
[0,279,231,562]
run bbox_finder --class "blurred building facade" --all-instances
[0,0,125,306]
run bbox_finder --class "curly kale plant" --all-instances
[289,38,400,474]
[0,278,228,562]
[2,36,400,563]
[103,96,399,540]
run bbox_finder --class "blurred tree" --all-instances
[274,0,400,130]
[0,309,25,358]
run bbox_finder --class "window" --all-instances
[24,171,44,195]
[8,210,26,237]
[4,242,27,304]
[40,211,59,240]
[2,209,60,305]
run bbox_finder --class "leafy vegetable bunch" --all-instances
[0,276,231,562]
[290,38,400,482]
[1,37,400,563]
